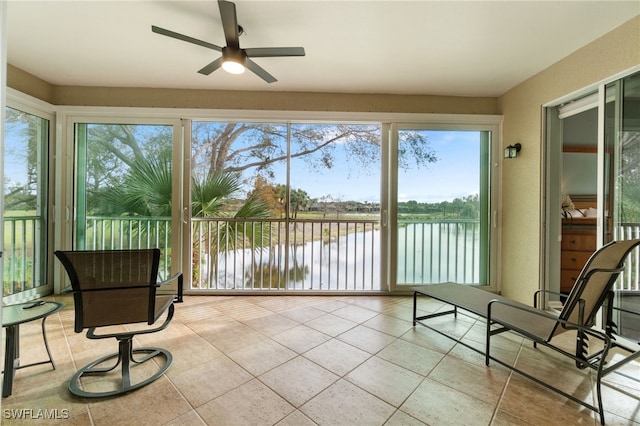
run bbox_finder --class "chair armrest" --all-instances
[157,272,181,287]
[157,273,183,303]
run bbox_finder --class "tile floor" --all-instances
[2,293,639,425]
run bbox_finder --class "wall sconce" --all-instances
[504,143,521,159]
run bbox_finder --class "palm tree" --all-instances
[191,171,273,288]
[103,155,273,288]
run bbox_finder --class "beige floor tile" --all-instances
[87,376,192,425]
[363,313,414,337]
[384,410,428,425]
[279,305,327,323]
[400,324,458,354]
[163,335,224,376]
[271,324,331,353]
[380,303,422,322]
[337,324,397,354]
[197,379,294,425]
[170,356,253,407]
[331,304,379,323]
[497,374,597,425]
[303,338,371,376]
[200,320,269,353]
[242,313,299,337]
[208,298,274,322]
[599,381,640,423]
[345,356,424,407]
[259,355,339,407]
[173,302,224,323]
[427,354,510,405]
[274,409,317,426]
[377,338,445,376]
[255,296,319,313]
[400,378,495,426]
[349,295,408,313]
[304,313,358,337]
[300,379,396,425]
[312,299,350,313]
[227,338,297,376]
[163,410,208,426]
[491,409,538,425]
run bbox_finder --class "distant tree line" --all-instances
[398,194,480,219]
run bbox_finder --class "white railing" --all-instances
[191,218,381,291]
[3,217,639,295]
[616,223,640,291]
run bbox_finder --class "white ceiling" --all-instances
[6,1,640,97]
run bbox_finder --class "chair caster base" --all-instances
[69,347,172,398]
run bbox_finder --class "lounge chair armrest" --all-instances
[487,298,608,341]
[488,297,557,320]
[535,288,563,297]
[533,288,564,308]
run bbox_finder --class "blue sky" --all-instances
[286,130,481,204]
[5,122,481,206]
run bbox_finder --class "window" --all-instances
[3,106,51,299]
[52,110,500,294]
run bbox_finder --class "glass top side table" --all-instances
[2,301,64,397]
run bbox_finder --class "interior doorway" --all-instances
[544,69,640,340]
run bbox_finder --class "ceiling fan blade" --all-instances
[218,0,240,49]
[198,57,224,75]
[152,25,222,52]
[244,47,306,58]
[245,58,277,83]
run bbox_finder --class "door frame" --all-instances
[55,111,184,294]
[388,119,502,292]
[542,65,640,297]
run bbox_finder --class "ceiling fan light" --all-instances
[222,59,245,74]
[221,47,246,74]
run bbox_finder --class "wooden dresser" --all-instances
[561,221,596,293]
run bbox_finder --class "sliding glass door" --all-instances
[57,114,499,294]
[70,119,183,292]
[189,121,382,291]
[391,125,494,290]
[603,71,640,340]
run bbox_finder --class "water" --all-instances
[207,221,481,290]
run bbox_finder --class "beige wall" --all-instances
[499,15,640,302]
[8,64,499,115]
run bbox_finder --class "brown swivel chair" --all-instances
[55,248,182,398]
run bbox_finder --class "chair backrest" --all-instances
[55,249,161,333]
[555,238,640,335]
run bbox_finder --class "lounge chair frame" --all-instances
[55,249,183,398]
[413,238,640,425]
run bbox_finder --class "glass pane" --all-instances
[289,124,381,290]
[74,123,174,277]
[3,108,49,296]
[190,121,287,290]
[397,129,489,285]
[605,71,640,340]
[190,121,381,291]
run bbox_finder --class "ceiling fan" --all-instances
[151,0,305,83]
